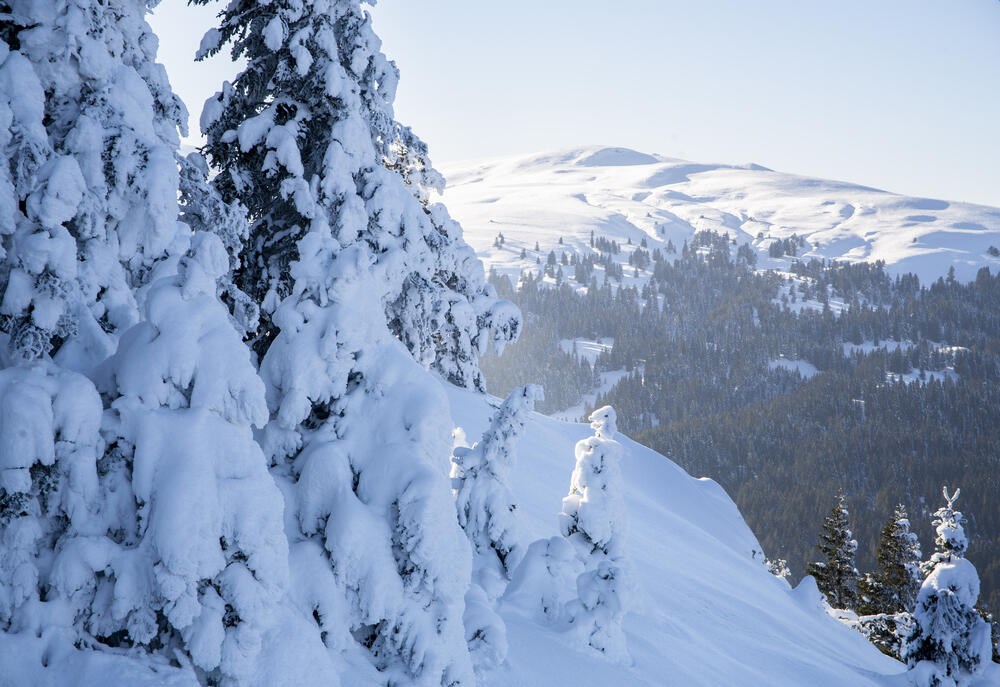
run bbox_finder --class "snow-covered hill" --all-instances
[441,147,1000,286]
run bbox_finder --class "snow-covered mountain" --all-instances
[441,146,1000,286]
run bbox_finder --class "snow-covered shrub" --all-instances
[903,487,991,686]
[463,582,509,672]
[766,557,792,582]
[855,612,912,660]
[503,535,583,625]
[452,384,543,591]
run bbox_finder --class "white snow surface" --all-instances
[769,357,820,379]
[559,337,613,365]
[441,146,1000,286]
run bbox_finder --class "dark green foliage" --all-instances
[859,505,922,616]
[856,612,911,660]
[806,494,859,610]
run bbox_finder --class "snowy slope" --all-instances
[441,147,1000,286]
[446,383,905,687]
[4,378,998,685]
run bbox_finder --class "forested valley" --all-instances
[482,230,1000,617]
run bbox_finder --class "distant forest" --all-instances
[481,230,1000,617]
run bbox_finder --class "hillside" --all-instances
[0,381,923,686]
[442,146,1000,286]
[445,384,908,686]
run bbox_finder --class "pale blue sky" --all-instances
[151,0,1000,206]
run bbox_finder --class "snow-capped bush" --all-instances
[504,535,583,625]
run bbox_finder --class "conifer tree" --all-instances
[0,362,103,629]
[0,0,188,366]
[0,0,182,640]
[859,504,922,616]
[190,1,520,682]
[805,493,859,610]
[193,0,518,383]
[450,384,542,670]
[559,406,630,661]
[452,384,543,589]
[857,504,922,658]
[0,4,339,684]
[903,487,991,686]
[94,233,294,684]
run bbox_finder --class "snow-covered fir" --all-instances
[903,488,992,687]
[0,2,998,687]
[807,493,861,612]
[855,505,924,659]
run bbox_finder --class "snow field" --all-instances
[443,146,1000,289]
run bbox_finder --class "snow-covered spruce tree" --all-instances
[451,384,541,671]
[558,405,630,661]
[2,4,334,683]
[805,493,859,611]
[192,1,519,683]
[903,487,991,687]
[859,504,922,616]
[0,0,188,367]
[91,233,300,685]
[451,384,543,589]
[193,0,519,384]
[856,504,922,658]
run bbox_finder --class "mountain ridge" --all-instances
[441,146,1000,286]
